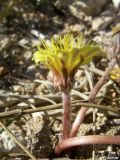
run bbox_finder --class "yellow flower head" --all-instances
[110,67,120,83]
[112,25,120,35]
[33,34,102,89]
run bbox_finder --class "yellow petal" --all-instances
[33,51,45,65]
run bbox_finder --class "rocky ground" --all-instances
[0,0,120,159]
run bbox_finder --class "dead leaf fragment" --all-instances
[0,65,8,77]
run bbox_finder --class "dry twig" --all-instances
[0,121,37,160]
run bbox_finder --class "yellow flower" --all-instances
[110,67,120,83]
[33,34,102,89]
[112,25,120,34]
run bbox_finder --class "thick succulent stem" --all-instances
[62,89,71,139]
[54,135,120,155]
[70,107,88,137]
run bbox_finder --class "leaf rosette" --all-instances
[33,34,102,89]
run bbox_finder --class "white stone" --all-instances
[69,0,109,16]
[112,0,120,7]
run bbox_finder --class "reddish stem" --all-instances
[54,58,118,155]
[55,135,120,155]
[70,107,88,137]
[89,58,117,102]
[70,58,117,138]
[62,89,71,139]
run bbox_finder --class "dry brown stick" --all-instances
[0,121,37,160]
[88,67,104,76]
[0,101,119,119]
[0,92,57,105]
[0,92,60,100]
